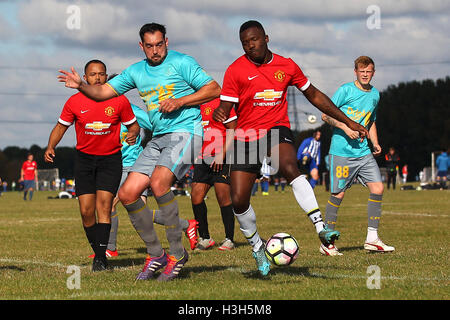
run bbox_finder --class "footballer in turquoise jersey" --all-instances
[120,104,152,167]
[107,50,213,137]
[329,81,380,158]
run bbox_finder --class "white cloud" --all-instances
[0,0,449,149]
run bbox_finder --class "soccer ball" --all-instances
[264,233,299,266]
[307,114,317,124]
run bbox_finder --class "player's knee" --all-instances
[118,185,135,204]
[371,182,384,195]
[231,195,248,214]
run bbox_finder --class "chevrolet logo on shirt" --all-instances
[254,89,283,101]
[85,122,111,131]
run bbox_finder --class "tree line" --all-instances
[1,77,448,187]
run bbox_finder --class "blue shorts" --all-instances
[308,158,319,171]
[23,180,36,190]
[437,171,448,178]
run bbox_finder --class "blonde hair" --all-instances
[354,56,375,70]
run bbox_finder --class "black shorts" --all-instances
[193,157,231,185]
[230,126,294,174]
[74,150,122,196]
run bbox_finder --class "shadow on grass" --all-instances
[240,266,333,280]
[339,246,364,252]
[0,266,26,272]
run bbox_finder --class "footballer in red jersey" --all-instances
[212,20,369,276]
[191,98,237,251]
[20,153,38,200]
[220,53,310,142]
[44,60,140,272]
[58,92,136,156]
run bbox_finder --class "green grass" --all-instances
[0,184,449,300]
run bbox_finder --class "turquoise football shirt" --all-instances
[329,82,380,158]
[107,50,213,137]
[120,104,152,167]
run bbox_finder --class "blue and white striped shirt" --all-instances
[297,137,321,165]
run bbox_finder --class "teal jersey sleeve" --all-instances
[177,54,213,91]
[107,64,138,96]
[331,85,348,109]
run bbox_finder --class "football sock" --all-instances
[367,193,382,242]
[23,191,27,200]
[220,205,235,241]
[107,210,119,251]
[84,223,98,253]
[290,175,325,233]
[325,195,342,230]
[152,209,189,231]
[234,204,263,252]
[192,201,209,239]
[366,227,378,243]
[95,223,111,258]
[124,198,163,257]
[251,182,258,195]
[261,180,269,192]
[28,190,33,200]
[309,178,318,189]
[155,190,184,259]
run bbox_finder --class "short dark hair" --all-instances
[239,20,265,35]
[139,23,166,42]
[84,59,106,74]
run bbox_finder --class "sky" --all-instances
[0,0,449,149]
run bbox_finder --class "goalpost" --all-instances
[36,168,60,191]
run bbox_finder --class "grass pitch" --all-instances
[0,184,448,300]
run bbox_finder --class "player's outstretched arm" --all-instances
[44,123,69,163]
[212,100,234,123]
[58,67,117,102]
[302,84,369,141]
[321,113,361,140]
[159,80,221,113]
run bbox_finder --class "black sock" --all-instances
[84,223,98,253]
[192,201,209,239]
[220,205,235,241]
[95,223,111,258]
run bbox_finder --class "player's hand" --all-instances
[212,106,229,123]
[343,127,360,140]
[347,121,370,142]
[44,147,55,163]
[57,67,82,89]
[372,144,382,156]
[159,98,182,113]
[210,153,225,172]
[125,132,137,145]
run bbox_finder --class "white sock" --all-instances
[234,205,263,252]
[366,227,378,243]
[290,175,325,233]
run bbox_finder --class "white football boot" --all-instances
[319,243,343,256]
[364,238,395,252]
